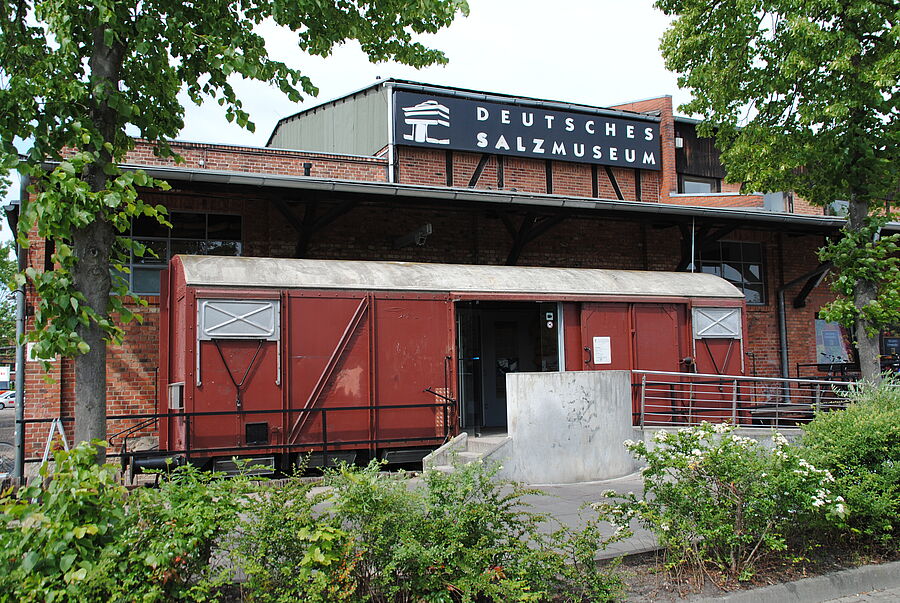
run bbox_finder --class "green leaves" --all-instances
[656,0,900,377]
[1,0,469,377]
[599,422,847,582]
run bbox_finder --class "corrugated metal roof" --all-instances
[266,79,660,146]
[177,256,744,299]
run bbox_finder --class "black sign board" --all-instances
[392,90,661,170]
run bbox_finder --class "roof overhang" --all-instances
[126,162,883,234]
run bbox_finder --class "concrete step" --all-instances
[454,450,483,461]
[422,432,510,474]
[466,436,509,454]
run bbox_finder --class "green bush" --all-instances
[0,442,127,602]
[2,446,623,602]
[89,462,253,601]
[596,423,846,583]
[0,443,253,602]
[801,378,900,547]
[324,459,622,602]
[233,473,357,602]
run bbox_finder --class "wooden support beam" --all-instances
[506,213,537,266]
[272,196,358,258]
[468,154,491,187]
[793,262,832,308]
[445,150,453,187]
[503,213,566,266]
[271,199,304,234]
[604,166,624,200]
[294,201,319,258]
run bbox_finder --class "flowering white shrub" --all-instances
[594,422,847,582]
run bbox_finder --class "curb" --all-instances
[691,559,900,602]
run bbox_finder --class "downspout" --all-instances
[386,81,396,184]
[12,173,28,478]
[777,263,831,379]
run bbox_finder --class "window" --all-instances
[700,241,766,304]
[123,211,243,294]
[680,175,721,194]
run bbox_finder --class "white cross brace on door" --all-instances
[692,307,742,339]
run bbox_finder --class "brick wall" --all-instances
[396,147,657,202]
[610,97,678,197]
[125,140,389,182]
[665,194,765,209]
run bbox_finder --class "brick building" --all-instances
[17,79,885,461]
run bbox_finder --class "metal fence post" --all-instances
[731,380,738,424]
[321,410,328,468]
[640,374,646,428]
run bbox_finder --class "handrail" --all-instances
[633,369,853,387]
[16,400,455,466]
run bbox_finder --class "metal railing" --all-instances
[17,400,455,466]
[634,370,853,428]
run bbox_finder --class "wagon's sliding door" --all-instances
[286,292,454,455]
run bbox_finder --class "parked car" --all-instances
[0,390,15,409]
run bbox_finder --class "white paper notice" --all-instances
[592,336,611,365]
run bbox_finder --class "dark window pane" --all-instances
[718,242,739,262]
[170,212,206,239]
[682,177,717,193]
[133,267,164,294]
[133,239,168,264]
[701,264,721,277]
[208,214,242,240]
[742,244,762,262]
[748,264,761,280]
[744,284,764,305]
[171,240,204,256]
[722,262,741,282]
[132,215,169,238]
[204,240,242,256]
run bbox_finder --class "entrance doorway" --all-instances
[456,301,561,431]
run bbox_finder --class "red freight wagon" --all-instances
[156,256,745,472]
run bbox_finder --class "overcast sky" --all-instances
[3,0,691,237]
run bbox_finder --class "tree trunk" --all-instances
[71,25,125,459]
[72,218,115,455]
[847,196,882,382]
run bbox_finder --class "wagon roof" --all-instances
[176,256,743,299]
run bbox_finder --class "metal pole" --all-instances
[639,373,646,428]
[321,410,328,467]
[12,174,29,479]
[731,380,738,424]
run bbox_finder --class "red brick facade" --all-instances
[20,89,840,461]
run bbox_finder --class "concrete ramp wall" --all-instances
[497,370,638,484]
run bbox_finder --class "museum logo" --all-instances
[402,99,451,145]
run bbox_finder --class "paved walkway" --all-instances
[822,588,900,602]
[518,472,658,559]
